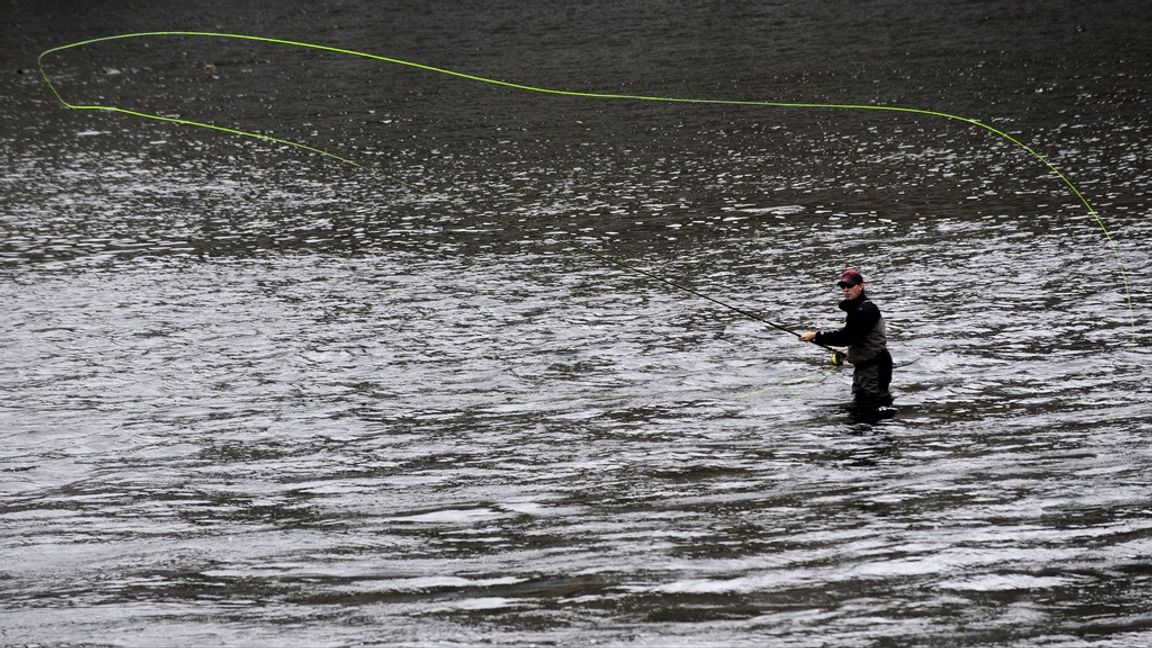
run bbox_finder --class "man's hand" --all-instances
[798,331,817,342]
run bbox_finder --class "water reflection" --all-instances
[3,2,1151,646]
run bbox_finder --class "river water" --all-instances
[2,1,1151,646]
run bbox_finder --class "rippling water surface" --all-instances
[2,1,1151,646]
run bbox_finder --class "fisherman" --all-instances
[799,268,893,408]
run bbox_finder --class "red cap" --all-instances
[837,268,863,288]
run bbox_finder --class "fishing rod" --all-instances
[580,247,847,365]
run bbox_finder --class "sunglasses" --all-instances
[837,282,860,289]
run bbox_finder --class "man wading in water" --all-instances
[799,269,894,408]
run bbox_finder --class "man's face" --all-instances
[839,282,864,300]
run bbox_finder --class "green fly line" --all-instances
[38,31,1136,333]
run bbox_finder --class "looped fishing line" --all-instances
[37,31,1137,336]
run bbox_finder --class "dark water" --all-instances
[2,1,1151,646]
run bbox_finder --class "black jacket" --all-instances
[814,292,888,365]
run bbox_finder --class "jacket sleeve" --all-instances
[815,301,879,347]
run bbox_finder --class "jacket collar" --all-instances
[838,291,869,312]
